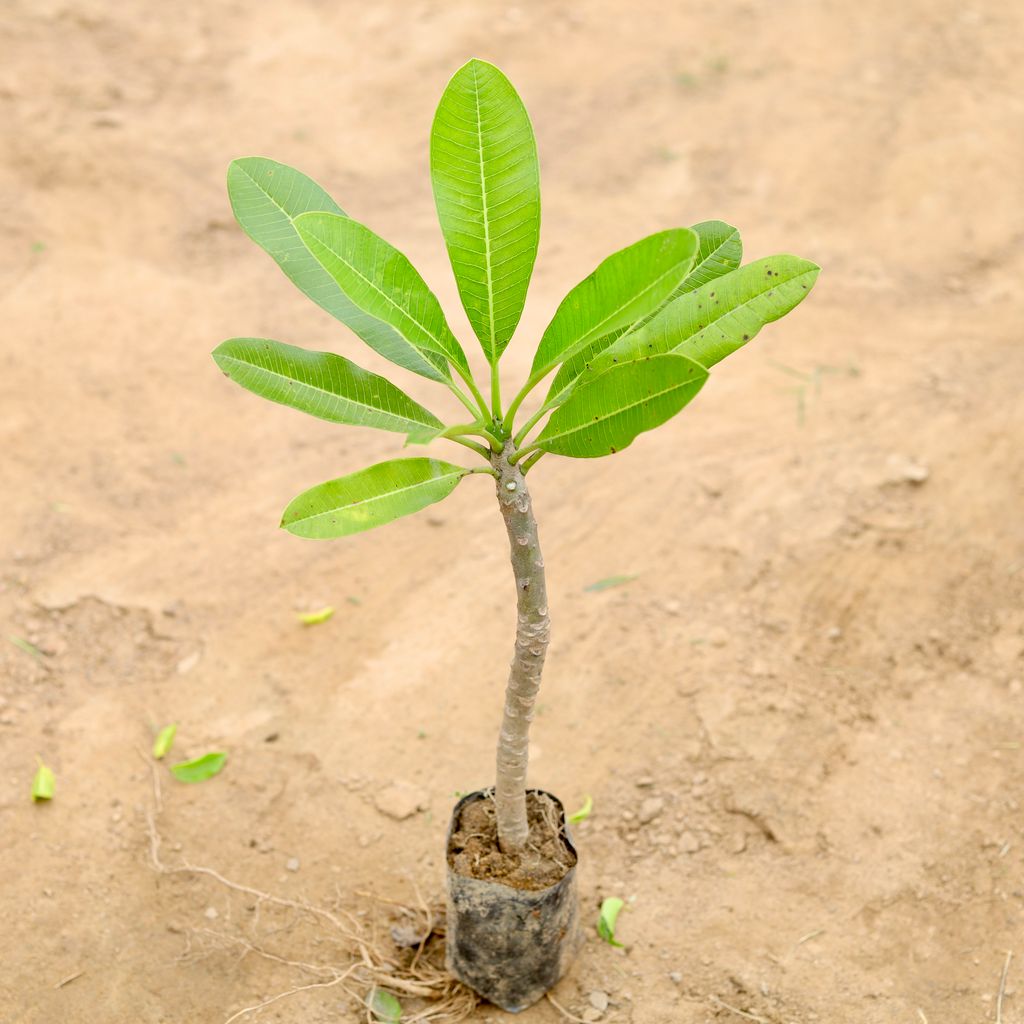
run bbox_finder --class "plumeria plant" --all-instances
[213,58,818,1007]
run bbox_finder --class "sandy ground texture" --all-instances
[3,1,1024,1021]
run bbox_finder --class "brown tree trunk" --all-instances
[491,440,550,854]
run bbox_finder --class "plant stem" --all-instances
[452,370,491,423]
[503,370,544,430]
[448,380,485,420]
[490,362,503,421]
[491,440,550,854]
[520,450,545,474]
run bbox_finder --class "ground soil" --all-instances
[448,792,576,890]
[2,1,1024,1022]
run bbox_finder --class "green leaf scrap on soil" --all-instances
[32,759,55,802]
[584,575,638,593]
[297,605,335,625]
[9,635,43,659]
[152,723,178,760]
[368,986,403,1022]
[169,752,227,783]
[568,795,593,823]
[597,896,625,947]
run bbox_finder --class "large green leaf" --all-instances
[294,212,471,378]
[543,221,740,406]
[593,255,820,373]
[227,157,449,384]
[212,338,443,437]
[529,229,699,385]
[281,458,469,539]
[535,354,708,458]
[431,59,540,364]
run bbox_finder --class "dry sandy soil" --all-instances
[2,1,1023,1022]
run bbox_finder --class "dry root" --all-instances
[141,757,476,1023]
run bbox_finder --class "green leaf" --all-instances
[152,723,177,760]
[431,59,540,364]
[297,606,334,625]
[680,220,742,291]
[568,795,593,823]
[368,987,403,1023]
[584,575,638,593]
[530,229,699,386]
[535,354,708,459]
[212,338,443,438]
[9,635,43,659]
[294,213,470,376]
[597,896,625,947]
[170,752,227,783]
[543,222,738,407]
[227,157,449,384]
[32,759,55,802]
[595,256,820,373]
[281,458,470,540]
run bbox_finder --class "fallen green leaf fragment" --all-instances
[568,795,593,824]
[297,605,335,625]
[169,752,227,783]
[152,723,178,760]
[9,635,43,659]
[32,759,55,802]
[597,896,625,947]
[584,575,638,593]
[368,986,403,1022]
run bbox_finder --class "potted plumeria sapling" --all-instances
[212,59,818,1011]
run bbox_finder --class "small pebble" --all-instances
[588,990,609,1012]
[679,830,701,853]
[204,906,218,920]
[638,797,664,825]
[634,776,655,788]
[669,971,683,984]
[285,857,300,872]
[582,1009,602,1023]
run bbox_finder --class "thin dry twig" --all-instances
[222,968,356,1024]
[709,994,769,1023]
[545,991,591,1023]
[53,970,84,989]
[997,950,1013,1024]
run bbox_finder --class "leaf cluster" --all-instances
[214,60,818,538]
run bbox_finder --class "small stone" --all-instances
[826,626,842,641]
[885,453,929,485]
[669,971,683,984]
[374,781,429,820]
[177,651,201,674]
[638,797,664,825]
[662,600,681,616]
[582,1009,603,1023]
[204,906,218,920]
[708,626,730,648]
[285,857,300,872]
[588,990,609,1012]
[634,776,655,788]
[679,830,701,853]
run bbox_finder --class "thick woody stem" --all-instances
[491,440,550,854]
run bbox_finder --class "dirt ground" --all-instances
[2,1,1024,1021]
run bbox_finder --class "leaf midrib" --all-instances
[300,220,457,365]
[216,353,437,429]
[289,469,465,525]
[542,362,706,445]
[535,240,696,378]
[471,63,498,362]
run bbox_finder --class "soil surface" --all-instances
[3,1,1024,1023]
[448,792,576,890]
